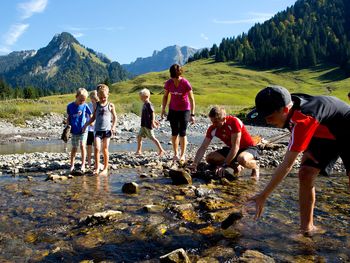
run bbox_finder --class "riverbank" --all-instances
[0,113,345,174]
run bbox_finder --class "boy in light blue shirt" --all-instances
[67,88,92,173]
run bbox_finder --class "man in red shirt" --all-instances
[190,106,259,179]
[249,85,350,236]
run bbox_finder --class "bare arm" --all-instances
[161,90,170,119]
[192,137,212,167]
[82,110,96,132]
[110,103,117,133]
[249,150,299,219]
[188,90,195,123]
[224,132,241,165]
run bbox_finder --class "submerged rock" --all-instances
[159,248,191,263]
[239,250,275,263]
[79,210,122,226]
[122,182,139,194]
[169,169,192,185]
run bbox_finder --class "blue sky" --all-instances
[0,0,296,64]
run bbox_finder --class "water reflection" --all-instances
[0,170,349,262]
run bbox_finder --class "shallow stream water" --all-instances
[0,167,349,262]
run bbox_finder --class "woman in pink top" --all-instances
[161,64,196,163]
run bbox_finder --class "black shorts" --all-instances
[302,137,349,173]
[87,131,94,145]
[167,109,190,137]
[95,130,112,139]
[215,146,260,165]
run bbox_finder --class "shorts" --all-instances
[87,131,94,145]
[215,146,260,164]
[95,130,112,139]
[302,137,349,173]
[138,127,155,140]
[71,132,88,148]
[167,109,190,137]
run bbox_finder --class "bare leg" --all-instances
[172,135,179,161]
[136,135,142,154]
[237,152,259,179]
[94,137,101,175]
[100,137,110,176]
[179,136,187,162]
[151,137,164,156]
[298,165,319,234]
[80,143,86,172]
[70,147,77,172]
[87,145,93,167]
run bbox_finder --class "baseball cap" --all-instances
[249,85,292,119]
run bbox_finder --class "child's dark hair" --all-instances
[169,64,183,78]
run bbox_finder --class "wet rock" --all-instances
[45,174,68,181]
[199,197,234,211]
[169,169,192,185]
[122,182,139,194]
[221,211,243,229]
[79,210,122,226]
[239,250,275,263]
[143,204,165,213]
[159,248,191,263]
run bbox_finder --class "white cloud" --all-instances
[72,32,84,38]
[0,46,11,53]
[200,33,209,41]
[213,12,273,25]
[18,0,48,19]
[4,23,29,46]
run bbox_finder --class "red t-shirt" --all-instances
[288,110,336,152]
[205,116,255,149]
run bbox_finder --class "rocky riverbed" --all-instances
[0,114,349,262]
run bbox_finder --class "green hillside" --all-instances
[2,59,349,124]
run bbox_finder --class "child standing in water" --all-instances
[136,88,165,156]
[86,90,99,169]
[83,84,117,175]
[67,88,92,173]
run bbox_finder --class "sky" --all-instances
[0,0,296,64]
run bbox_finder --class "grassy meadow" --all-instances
[3,59,350,124]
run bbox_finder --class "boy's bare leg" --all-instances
[100,137,110,176]
[70,147,77,172]
[179,136,187,162]
[136,136,142,154]
[80,143,86,173]
[298,165,319,234]
[94,137,101,175]
[152,137,164,156]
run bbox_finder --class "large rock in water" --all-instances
[239,250,275,263]
[159,248,191,263]
[169,169,192,185]
[79,210,122,226]
[122,182,139,194]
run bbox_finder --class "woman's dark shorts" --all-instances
[87,131,94,145]
[167,109,190,137]
[302,137,349,174]
[215,146,260,165]
[95,130,112,139]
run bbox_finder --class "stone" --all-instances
[221,212,243,229]
[239,250,275,263]
[159,248,191,263]
[122,182,139,194]
[79,210,122,226]
[169,169,192,185]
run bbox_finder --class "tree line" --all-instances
[189,0,350,73]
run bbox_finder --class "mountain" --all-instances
[190,0,350,74]
[122,45,198,76]
[0,32,129,94]
[0,50,36,73]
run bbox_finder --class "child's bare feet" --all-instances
[99,169,108,176]
[233,164,244,175]
[135,151,142,155]
[93,169,99,176]
[172,155,179,162]
[302,225,326,237]
[158,150,165,156]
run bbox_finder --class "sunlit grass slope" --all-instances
[4,59,350,124]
